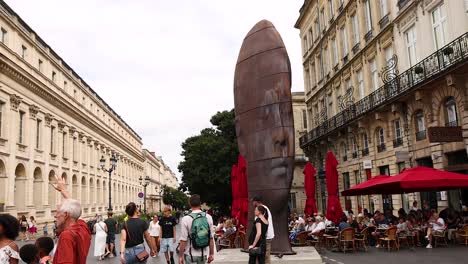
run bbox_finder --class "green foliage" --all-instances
[178,110,239,212]
[162,186,189,210]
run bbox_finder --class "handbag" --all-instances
[125,222,149,262]
[248,246,262,256]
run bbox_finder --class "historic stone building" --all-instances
[289,92,309,214]
[0,1,177,222]
[295,0,468,214]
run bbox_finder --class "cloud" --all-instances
[6,0,304,179]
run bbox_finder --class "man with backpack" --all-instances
[179,194,214,264]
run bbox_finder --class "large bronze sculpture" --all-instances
[234,20,294,255]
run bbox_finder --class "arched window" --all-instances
[445,97,458,126]
[351,137,358,158]
[362,133,369,156]
[377,128,386,152]
[415,111,426,140]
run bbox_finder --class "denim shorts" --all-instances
[124,244,147,264]
[160,238,175,253]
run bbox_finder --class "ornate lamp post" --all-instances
[100,153,117,212]
[139,175,150,214]
[156,185,165,212]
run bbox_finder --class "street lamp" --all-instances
[139,175,150,214]
[156,185,165,212]
[100,153,117,212]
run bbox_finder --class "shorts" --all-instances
[107,233,116,244]
[124,244,147,264]
[44,231,48,236]
[160,238,175,253]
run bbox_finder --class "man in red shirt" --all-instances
[52,175,91,263]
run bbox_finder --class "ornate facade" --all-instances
[0,1,177,221]
[296,0,468,214]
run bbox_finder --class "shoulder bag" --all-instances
[125,221,149,262]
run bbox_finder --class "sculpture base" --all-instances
[212,247,322,264]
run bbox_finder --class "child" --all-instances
[43,222,48,237]
[35,236,54,264]
[19,244,39,264]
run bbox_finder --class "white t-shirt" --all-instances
[148,221,160,237]
[255,204,275,240]
[432,218,445,232]
[180,210,214,257]
[311,222,325,234]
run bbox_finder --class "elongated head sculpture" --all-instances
[234,20,294,255]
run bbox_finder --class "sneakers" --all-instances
[426,244,432,248]
[425,235,429,240]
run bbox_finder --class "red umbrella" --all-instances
[303,162,317,216]
[341,175,391,196]
[371,166,468,194]
[325,152,344,224]
[237,155,249,228]
[231,165,239,218]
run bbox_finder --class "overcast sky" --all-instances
[7,0,304,179]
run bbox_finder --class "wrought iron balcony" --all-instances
[379,14,390,29]
[365,30,373,43]
[362,148,369,156]
[415,130,426,141]
[352,43,360,55]
[377,144,386,153]
[352,152,358,159]
[446,121,459,127]
[393,137,403,148]
[299,32,468,149]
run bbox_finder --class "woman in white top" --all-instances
[0,214,20,264]
[93,215,108,260]
[148,215,160,257]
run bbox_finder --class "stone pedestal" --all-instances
[212,247,322,264]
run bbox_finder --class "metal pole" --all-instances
[143,185,147,214]
[108,169,112,212]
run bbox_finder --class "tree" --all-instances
[178,110,238,212]
[162,186,189,210]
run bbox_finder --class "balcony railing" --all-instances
[299,32,468,148]
[377,144,386,153]
[365,30,373,43]
[446,121,459,127]
[362,148,369,156]
[398,0,412,10]
[352,152,358,159]
[393,137,403,148]
[379,14,390,29]
[416,130,426,141]
[352,43,360,55]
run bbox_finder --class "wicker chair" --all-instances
[379,226,399,251]
[218,232,237,250]
[291,231,310,247]
[308,230,324,252]
[459,224,468,246]
[433,226,448,248]
[338,227,356,253]
[354,227,370,251]
[397,231,410,249]
[236,231,246,249]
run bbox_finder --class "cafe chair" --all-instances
[308,230,324,252]
[433,226,448,248]
[338,227,356,253]
[379,226,399,251]
[354,227,370,252]
[218,232,237,251]
[291,231,310,247]
[458,224,468,247]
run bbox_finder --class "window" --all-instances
[1,27,7,43]
[378,128,385,145]
[319,54,324,79]
[320,8,326,31]
[357,70,365,99]
[38,60,43,72]
[52,71,56,82]
[308,28,314,46]
[405,26,417,66]
[385,46,395,75]
[332,38,338,66]
[21,45,27,59]
[445,97,458,126]
[394,119,402,139]
[328,0,334,19]
[354,170,361,185]
[431,3,448,49]
[36,119,41,149]
[416,111,425,132]
[303,36,308,53]
[50,126,55,154]
[323,47,329,74]
[73,137,77,161]
[310,62,316,87]
[19,111,25,143]
[342,143,348,161]
[352,137,358,156]
[63,132,67,157]
[351,15,360,45]
[302,110,307,129]
[362,133,369,150]
[0,102,3,137]
[314,19,320,39]
[341,27,348,56]
[328,94,334,117]
[380,0,388,17]
[364,0,372,32]
[370,59,378,91]
[343,172,350,189]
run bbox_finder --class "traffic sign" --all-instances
[138,192,144,198]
